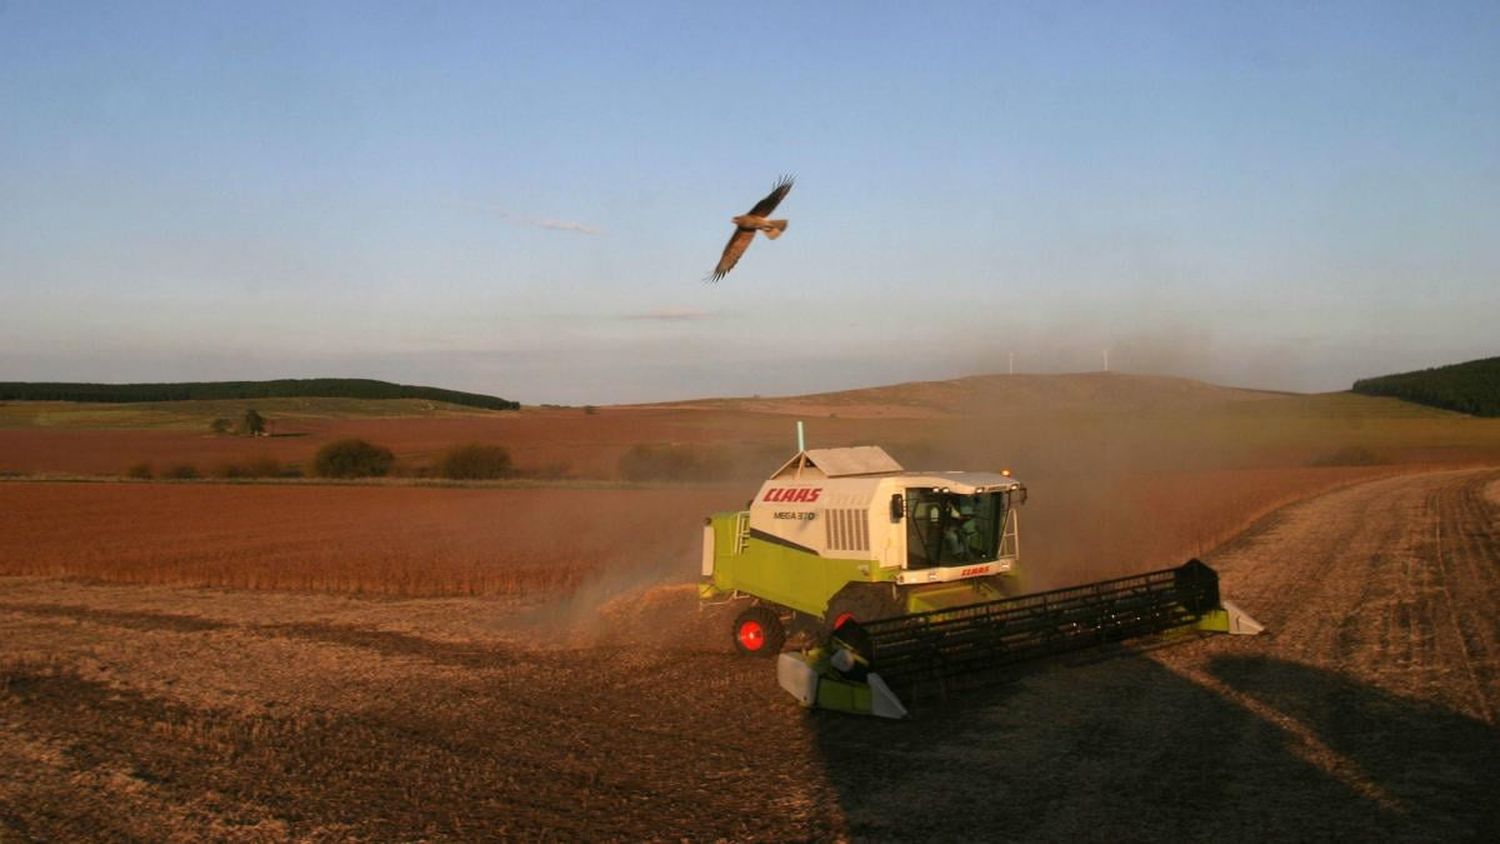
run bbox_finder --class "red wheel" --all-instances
[731,606,786,657]
[737,618,767,651]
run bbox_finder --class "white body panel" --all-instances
[776,653,820,707]
[747,447,1025,581]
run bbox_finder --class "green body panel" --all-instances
[706,511,1021,621]
[902,580,1008,613]
[815,674,878,713]
[705,510,894,618]
[1196,608,1232,633]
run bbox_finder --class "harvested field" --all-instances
[0,483,744,596]
[2,374,1499,839]
[0,465,1402,598]
[2,468,1497,839]
[0,406,806,479]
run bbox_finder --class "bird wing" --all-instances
[746,175,794,217]
[710,228,757,282]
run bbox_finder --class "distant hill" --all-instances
[654,372,1287,419]
[0,378,519,411]
[1352,357,1500,417]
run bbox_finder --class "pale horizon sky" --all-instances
[3,2,1497,404]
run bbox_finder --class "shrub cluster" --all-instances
[234,409,266,436]
[312,438,395,478]
[436,443,512,480]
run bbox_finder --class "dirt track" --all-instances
[3,469,1498,840]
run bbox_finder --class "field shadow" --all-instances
[0,602,230,633]
[811,651,1499,841]
[259,622,524,668]
[0,602,526,668]
[1207,654,1500,835]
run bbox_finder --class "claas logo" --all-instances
[762,487,822,503]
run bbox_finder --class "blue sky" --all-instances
[2,1,1497,403]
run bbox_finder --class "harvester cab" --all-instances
[701,443,1264,718]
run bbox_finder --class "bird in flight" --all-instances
[708,175,794,282]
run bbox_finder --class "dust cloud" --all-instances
[821,364,1327,590]
[500,353,1420,638]
[505,490,740,650]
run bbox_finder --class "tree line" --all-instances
[1351,356,1500,417]
[0,378,519,411]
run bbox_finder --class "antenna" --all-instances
[796,420,805,452]
[1009,351,1014,375]
[1103,349,1110,372]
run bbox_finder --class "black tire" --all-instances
[828,618,874,680]
[731,606,786,657]
[823,584,902,636]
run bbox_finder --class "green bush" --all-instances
[235,408,266,436]
[436,443,512,480]
[163,463,198,480]
[312,438,395,478]
[126,462,153,479]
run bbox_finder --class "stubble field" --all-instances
[1,469,1496,839]
[2,374,1499,838]
[0,464,1402,597]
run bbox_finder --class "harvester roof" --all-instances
[768,446,1022,493]
[770,446,903,479]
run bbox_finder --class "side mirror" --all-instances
[889,493,905,522]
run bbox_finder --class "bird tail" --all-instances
[762,219,788,240]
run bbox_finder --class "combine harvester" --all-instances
[700,434,1263,718]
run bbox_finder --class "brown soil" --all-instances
[0,483,745,595]
[3,468,1497,839]
[0,465,1397,598]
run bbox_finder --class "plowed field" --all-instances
[0,482,745,596]
[0,464,1401,597]
[2,468,1497,839]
